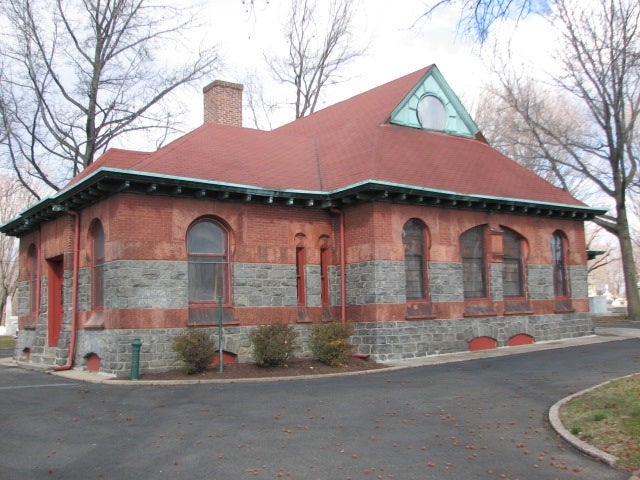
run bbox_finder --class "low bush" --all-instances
[309,322,353,366]
[250,323,298,367]
[172,329,216,374]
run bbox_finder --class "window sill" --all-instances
[503,299,533,316]
[187,321,239,327]
[84,310,105,329]
[296,307,312,323]
[188,305,235,325]
[406,301,435,319]
[463,299,497,317]
[554,298,574,313]
[405,314,438,320]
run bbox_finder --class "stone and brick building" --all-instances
[2,65,605,376]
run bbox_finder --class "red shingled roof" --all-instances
[82,65,584,207]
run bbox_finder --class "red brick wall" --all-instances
[343,202,587,266]
[76,193,336,265]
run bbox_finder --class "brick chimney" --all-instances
[203,80,243,127]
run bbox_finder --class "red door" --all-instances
[47,258,64,347]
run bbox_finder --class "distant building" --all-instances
[1,65,605,376]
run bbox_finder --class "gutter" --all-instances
[54,210,80,372]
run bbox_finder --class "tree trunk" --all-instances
[616,207,640,319]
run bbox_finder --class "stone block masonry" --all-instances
[66,312,594,376]
[74,324,315,377]
[233,263,298,307]
[346,261,405,305]
[350,313,594,362]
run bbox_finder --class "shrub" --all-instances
[250,323,298,367]
[309,322,353,366]
[172,329,216,374]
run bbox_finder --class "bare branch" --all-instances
[267,0,366,119]
[419,0,550,42]
[0,0,220,191]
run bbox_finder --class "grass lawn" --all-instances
[560,373,640,472]
[0,335,16,349]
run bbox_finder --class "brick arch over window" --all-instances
[460,225,488,299]
[294,233,307,307]
[90,220,105,310]
[318,235,331,308]
[187,217,233,324]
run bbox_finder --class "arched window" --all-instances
[27,244,38,315]
[502,228,525,298]
[294,233,307,307]
[460,226,487,299]
[188,219,229,305]
[403,219,429,300]
[318,235,331,308]
[552,231,569,297]
[92,221,105,310]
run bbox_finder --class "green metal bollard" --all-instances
[131,338,142,380]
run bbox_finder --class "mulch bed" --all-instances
[134,356,388,381]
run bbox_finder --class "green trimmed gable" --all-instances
[389,65,480,138]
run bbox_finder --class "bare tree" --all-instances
[474,83,588,195]
[483,0,640,317]
[267,0,365,119]
[0,176,33,325]
[0,0,220,198]
[243,72,277,130]
[420,0,551,42]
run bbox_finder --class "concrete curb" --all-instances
[548,373,640,480]
[548,381,620,466]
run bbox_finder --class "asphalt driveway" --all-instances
[0,334,638,480]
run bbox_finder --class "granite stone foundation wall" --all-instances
[65,311,595,376]
[350,313,593,362]
[72,324,316,377]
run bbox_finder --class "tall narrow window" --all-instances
[91,222,105,310]
[27,244,38,315]
[320,247,330,307]
[552,231,569,297]
[460,226,487,299]
[188,220,229,305]
[296,246,306,306]
[403,219,428,300]
[502,228,525,298]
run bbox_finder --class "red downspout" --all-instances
[330,208,346,323]
[55,210,80,372]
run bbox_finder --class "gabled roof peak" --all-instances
[389,64,480,138]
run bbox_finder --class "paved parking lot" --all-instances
[0,329,638,480]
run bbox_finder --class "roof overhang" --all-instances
[0,168,608,237]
